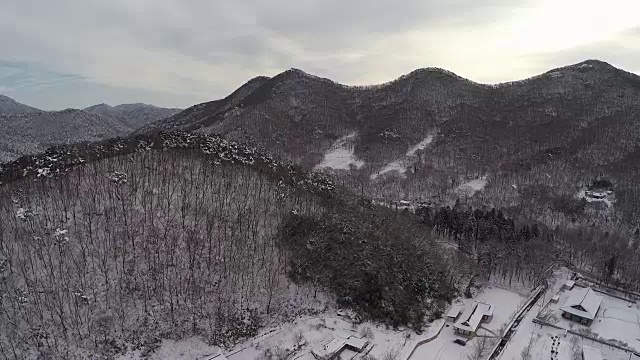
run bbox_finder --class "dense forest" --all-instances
[415,202,640,292]
[0,132,455,360]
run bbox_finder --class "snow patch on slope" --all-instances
[456,176,488,196]
[315,132,364,170]
[373,160,407,179]
[372,135,434,179]
[406,135,434,157]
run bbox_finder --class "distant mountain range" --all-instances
[0,96,181,162]
[83,102,181,129]
[143,59,640,227]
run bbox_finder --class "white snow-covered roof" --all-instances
[446,305,462,318]
[565,280,575,288]
[312,338,346,359]
[454,303,492,332]
[560,287,603,320]
[581,345,602,360]
[345,338,368,351]
[485,305,494,317]
[311,334,369,359]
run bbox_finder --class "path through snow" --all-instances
[456,176,488,196]
[372,135,434,179]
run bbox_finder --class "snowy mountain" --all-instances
[0,96,182,162]
[4,61,640,360]
[0,94,41,114]
[142,60,640,230]
[0,109,132,162]
[84,102,181,128]
[147,60,639,170]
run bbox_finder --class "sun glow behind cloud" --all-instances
[496,0,640,54]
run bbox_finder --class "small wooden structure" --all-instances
[446,305,463,322]
[563,280,576,291]
[311,334,369,360]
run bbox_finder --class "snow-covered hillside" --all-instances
[0,94,41,114]
[315,132,365,171]
[84,102,181,129]
[0,96,181,163]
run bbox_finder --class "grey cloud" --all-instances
[2,0,638,109]
[0,61,84,91]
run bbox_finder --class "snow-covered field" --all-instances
[456,176,487,196]
[315,132,364,170]
[499,269,635,360]
[409,285,527,360]
[371,135,434,179]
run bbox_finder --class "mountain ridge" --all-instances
[144,58,640,229]
[0,94,42,114]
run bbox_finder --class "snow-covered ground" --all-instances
[116,337,221,360]
[409,285,527,360]
[456,176,488,196]
[227,315,411,360]
[113,282,534,360]
[372,160,408,179]
[371,135,434,179]
[226,284,526,360]
[499,268,634,360]
[315,132,364,170]
[541,285,640,351]
[112,267,639,360]
[406,135,435,157]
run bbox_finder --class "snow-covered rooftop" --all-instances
[446,305,462,319]
[311,333,369,359]
[454,302,492,333]
[560,287,603,320]
[313,338,346,359]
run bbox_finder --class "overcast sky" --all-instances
[1,0,639,110]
